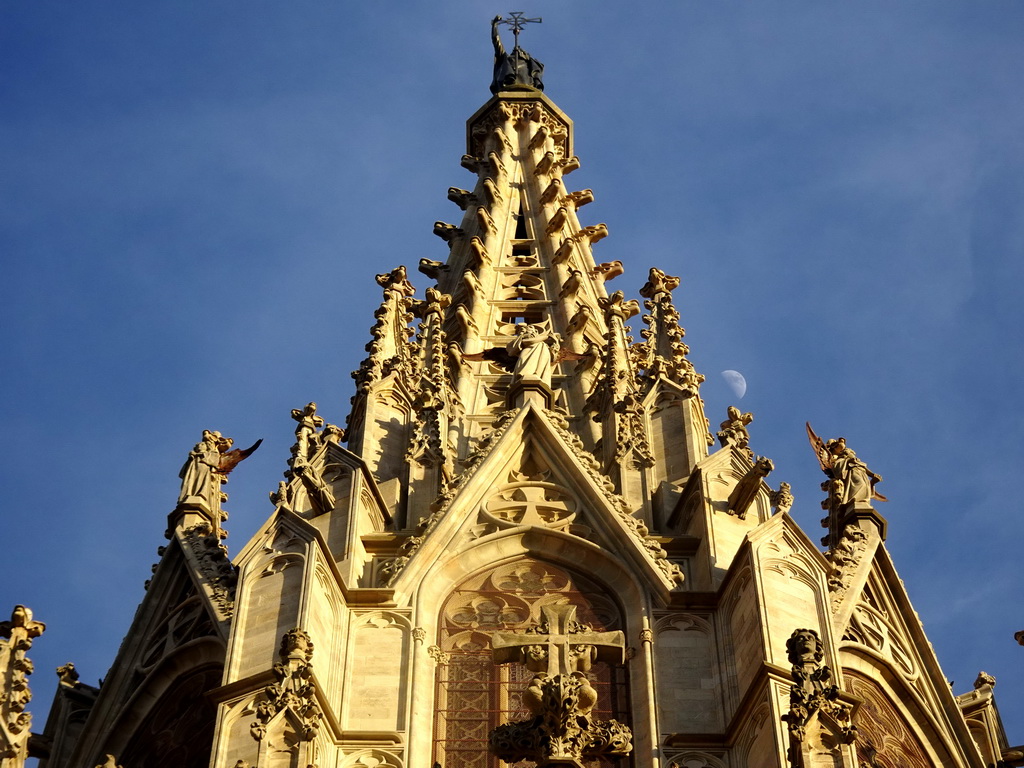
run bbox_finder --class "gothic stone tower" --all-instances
[21,20,1014,768]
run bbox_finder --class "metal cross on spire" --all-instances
[498,11,542,48]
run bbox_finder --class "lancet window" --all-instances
[432,558,631,768]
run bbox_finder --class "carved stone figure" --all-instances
[177,430,261,521]
[489,605,632,766]
[490,15,544,93]
[507,323,558,388]
[291,402,325,462]
[727,456,774,519]
[56,662,79,688]
[177,430,222,507]
[974,671,996,689]
[807,423,886,509]
[781,628,856,767]
[465,322,585,396]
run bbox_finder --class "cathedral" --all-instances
[2,16,1018,768]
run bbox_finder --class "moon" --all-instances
[721,370,747,399]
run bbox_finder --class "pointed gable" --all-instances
[384,403,684,601]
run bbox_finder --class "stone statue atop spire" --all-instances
[490,13,544,93]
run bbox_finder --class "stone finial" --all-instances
[352,266,419,396]
[0,606,44,640]
[639,267,681,299]
[974,671,996,689]
[56,662,80,688]
[636,267,705,395]
[94,756,121,768]
[772,482,794,515]
[717,406,754,455]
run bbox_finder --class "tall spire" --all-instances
[342,21,713,529]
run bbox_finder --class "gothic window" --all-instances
[119,666,222,768]
[432,559,631,768]
[846,672,936,768]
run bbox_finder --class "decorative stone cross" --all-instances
[489,604,633,767]
[492,604,624,676]
[485,484,576,527]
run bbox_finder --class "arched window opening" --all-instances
[432,558,631,768]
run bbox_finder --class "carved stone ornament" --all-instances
[427,645,450,665]
[0,606,45,767]
[780,628,856,767]
[181,521,237,617]
[807,422,886,513]
[974,670,996,689]
[635,267,705,395]
[93,756,122,768]
[250,628,322,744]
[717,406,754,456]
[771,482,795,516]
[56,662,80,688]
[489,605,633,766]
[176,429,261,535]
[727,456,773,519]
[825,523,869,604]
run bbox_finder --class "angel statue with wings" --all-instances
[178,429,262,514]
[806,423,886,509]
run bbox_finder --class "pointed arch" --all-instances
[841,649,958,767]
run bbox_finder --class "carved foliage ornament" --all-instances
[181,522,237,617]
[250,629,322,744]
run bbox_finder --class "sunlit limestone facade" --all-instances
[18,50,1015,768]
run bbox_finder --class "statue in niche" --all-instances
[508,322,558,387]
[490,14,544,93]
[177,430,261,510]
[806,422,886,508]
[464,322,586,391]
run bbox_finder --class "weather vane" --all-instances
[498,11,542,48]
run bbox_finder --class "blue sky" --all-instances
[2,0,1022,745]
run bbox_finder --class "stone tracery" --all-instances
[433,560,630,768]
